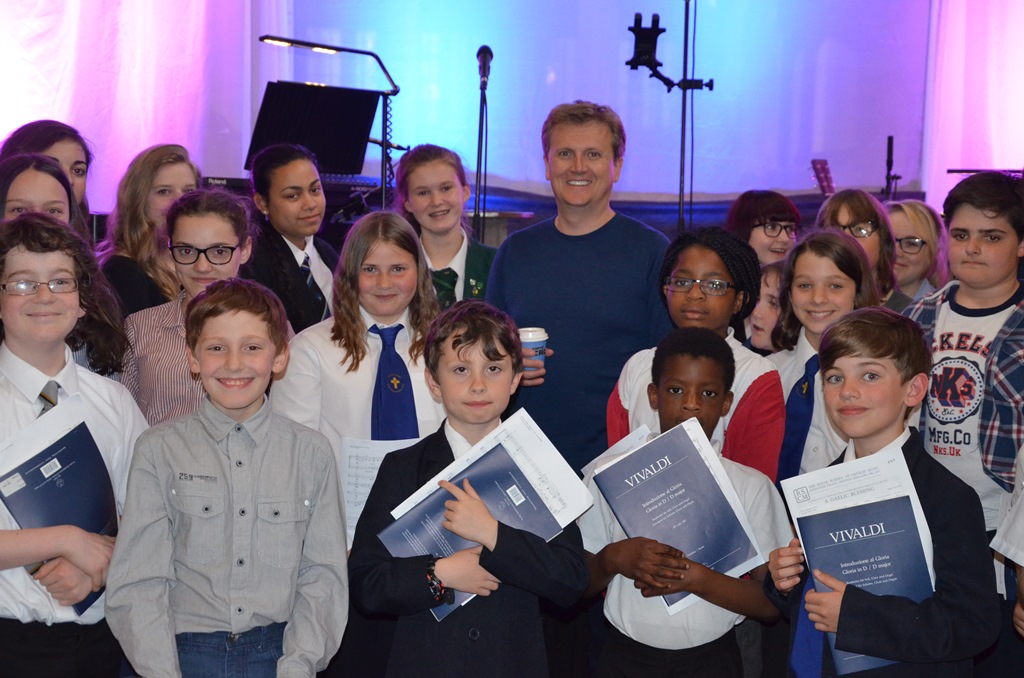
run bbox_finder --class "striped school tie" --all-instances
[38,380,59,417]
[300,253,331,321]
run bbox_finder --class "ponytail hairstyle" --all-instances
[393,144,471,236]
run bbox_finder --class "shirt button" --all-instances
[239,508,247,517]
[236,558,245,567]
[468,628,481,641]
[234,425,243,433]
[202,505,211,513]
[273,509,281,517]
[236,607,244,615]
[235,459,243,467]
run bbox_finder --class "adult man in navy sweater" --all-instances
[487,100,671,676]
[487,100,670,474]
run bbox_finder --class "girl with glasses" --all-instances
[121,188,252,424]
[608,227,786,482]
[724,190,802,267]
[886,199,950,301]
[815,189,912,312]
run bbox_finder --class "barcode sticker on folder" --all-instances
[506,484,526,506]
[40,459,62,479]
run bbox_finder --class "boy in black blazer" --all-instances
[346,300,588,677]
[766,308,999,676]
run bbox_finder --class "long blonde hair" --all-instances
[330,211,438,371]
[97,144,200,300]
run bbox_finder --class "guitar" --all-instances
[811,159,835,195]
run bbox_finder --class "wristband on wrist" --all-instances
[427,558,455,605]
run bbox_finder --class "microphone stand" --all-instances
[473,49,491,241]
[883,135,901,202]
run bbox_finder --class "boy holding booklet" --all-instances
[105,279,348,676]
[0,214,147,676]
[766,307,999,676]
[579,327,792,677]
[346,300,589,677]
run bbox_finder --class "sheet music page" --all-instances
[340,437,418,543]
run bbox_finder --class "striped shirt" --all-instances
[122,292,205,425]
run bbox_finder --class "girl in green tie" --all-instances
[394,145,496,310]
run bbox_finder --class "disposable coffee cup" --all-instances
[519,327,548,370]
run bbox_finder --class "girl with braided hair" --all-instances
[607,227,786,481]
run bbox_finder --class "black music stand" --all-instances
[245,81,378,176]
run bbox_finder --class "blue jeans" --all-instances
[176,622,285,678]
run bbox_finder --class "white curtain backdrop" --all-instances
[922,0,1024,211]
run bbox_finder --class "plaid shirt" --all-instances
[905,282,1024,493]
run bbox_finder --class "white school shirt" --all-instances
[992,448,1024,564]
[0,343,148,625]
[578,437,792,650]
[284,235,335,310]
[423,233,469,303]
[769,328,847,474]
[271,308,445,471]
[616,329,778,448]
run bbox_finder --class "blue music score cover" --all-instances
[593,425,758,609]
[377,441,562,621]
[797,495,933,675]
[0,422,116,615]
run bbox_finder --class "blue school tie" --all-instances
[300,253,331,321]
[370,324,418,440]
[777,354,818,482]
[790,578,824,678]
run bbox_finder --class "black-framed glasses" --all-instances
[831,221,877,239]
[896,236,927,254]
[757,221,796,238]
[664,277,737,296]
[0,278,79,296]
[169,244,241,265]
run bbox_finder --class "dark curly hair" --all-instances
[658,227,761,321]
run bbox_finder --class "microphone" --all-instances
[477,45,493,90]
[886,135,894,173]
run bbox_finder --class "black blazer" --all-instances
[765,429,999,677]
[242,226,340,334]
[345,425,589,678]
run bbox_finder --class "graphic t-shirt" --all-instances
[928,286,1024,529]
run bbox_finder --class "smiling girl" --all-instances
[273,211,444,452]
[609,227,786,480]
[121,188,251,424]
[770,230,879,479]
[394,144,496,309]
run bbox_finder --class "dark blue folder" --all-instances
[593,425,759,609]
[797,495,933,674]
[0,422,116,615]
[378,442,561,621]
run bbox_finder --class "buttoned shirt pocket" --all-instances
[170,492,226,567]
[256,500,309,569]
